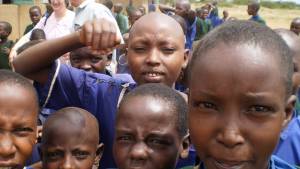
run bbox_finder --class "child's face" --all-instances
[247,5,256,16]
[42,122,101,169]
[0,85,38,168]
[290,21,300,35]
[114,96,188,169]
[223,11,228,18]
[29,8,41,25]
[0,23,9,40]
[128,11,142,26]
[127,17,188,87]
[70,47,111,73]
[201,9,209,19]
[188,44,291,169]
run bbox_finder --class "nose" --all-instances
[60,155,75,169]
[0,133,16,158]
[216,116,245,149]
[145,49,160,66]
[130,142,148,161]
[80,61,92,71]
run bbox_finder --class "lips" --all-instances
[142,71,164,83]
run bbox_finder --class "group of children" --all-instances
[0,0,300,169]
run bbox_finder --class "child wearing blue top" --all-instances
[0,70,39,169]
[41,107,103,169]
[13,13,189,169]
[188,20,296,169]
[247,1,266,25]
[114,83,190,169]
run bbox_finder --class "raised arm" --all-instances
[13,19,121,84]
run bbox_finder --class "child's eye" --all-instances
[73,150,89,160]
[13,127,33,136]
[161,47,176,54]
[71,58,81,63]
[46,151,63,161]
[193,101,218,110]
[147,138,170,147]
[91,57,102,63]
[133,47,146,53]
[247,105,274,115]
[117,135,132,142]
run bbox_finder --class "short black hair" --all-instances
[29,5,41,13]
[189,20,293,98]
[30,29,46,41]
[248,1,260,12]
[118,83,188,137]
[0,21,12,35]
[0,70,38,105]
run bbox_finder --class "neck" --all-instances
[54,8,67,19]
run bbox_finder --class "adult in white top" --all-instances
[10,0,75,61]
[70,0,123,74]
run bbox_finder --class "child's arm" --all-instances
[13,19,121,84]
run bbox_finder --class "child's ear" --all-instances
[283,95,296,129]
[182,49,189,70]
[36,125,43,144]
[93,143,104,169]
[179,133,190,159]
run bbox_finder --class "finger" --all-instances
[92,19,102,50]
[99,19,111,51]
[108,22,117,48]
[82,21,94,47]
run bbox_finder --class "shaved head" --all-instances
[176,0,191,10]
[42,107,99,145]
[275,28,300,57]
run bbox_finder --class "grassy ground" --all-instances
[192,4,300,29]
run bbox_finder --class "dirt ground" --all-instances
[192,4,300,29]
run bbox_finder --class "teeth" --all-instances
[147,73,159,77]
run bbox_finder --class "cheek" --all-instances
[188,109,215,156]
[113,144,129,165]
[15,135,36,163]
[150,145,181,169]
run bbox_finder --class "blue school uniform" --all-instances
[249,15,266,25]
[185,18,197,49]
[273,115,300,166]
[34,62,136,169]
[34,62,196,169]
[197,155,296,169]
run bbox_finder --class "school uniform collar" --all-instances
[78,0,94,9]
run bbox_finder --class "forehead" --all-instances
[118,96,176,125]
[0,85,38,119]
[45,119,96,145]
[30,8,40,13]
[191,43,284,91]
[292,21,300,26]
[129,19,184,44]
